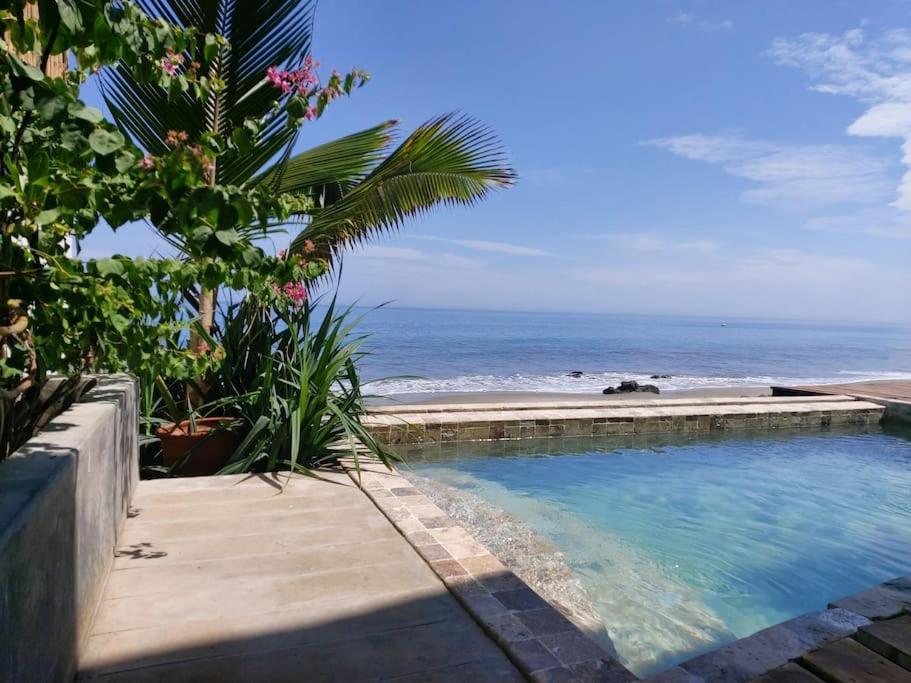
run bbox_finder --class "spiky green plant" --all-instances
[200,296,396,474]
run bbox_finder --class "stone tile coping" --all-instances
[363,398,885,445]
[344,459,637,683]
[644,574,911,682]
[369,395,857,415]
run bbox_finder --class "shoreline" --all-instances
[370,385,772,406]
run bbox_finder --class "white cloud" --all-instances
[352,244,480,269]
[804,206,911,239]
[768,28,911,209]
[414,236,549,256]
[647,133,892,208]
[335,240,910,322]
[599,233,720,255]
[666,11,733,31]
[357,245,425,261]
[565,246,909,321]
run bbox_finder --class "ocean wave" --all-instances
[366,370,911,395]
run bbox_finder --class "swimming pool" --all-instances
[399,426,911,677]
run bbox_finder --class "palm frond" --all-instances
[101,0,317,184]
[289,113,516,254]
[254,120,398,203]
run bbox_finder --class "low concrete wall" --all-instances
[880,399,911,426]
[0,375,138,682]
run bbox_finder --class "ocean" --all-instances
[349,307,911,395]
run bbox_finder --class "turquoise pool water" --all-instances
[402,427,911,677]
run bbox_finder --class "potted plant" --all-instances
[152,377,240,476]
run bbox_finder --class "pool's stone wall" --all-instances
[364,396,884,445]
[344,460,636,683]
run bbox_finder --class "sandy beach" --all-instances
[370,385,772,406]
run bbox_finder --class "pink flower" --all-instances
[266,66,284,88]
[303,239,316,254]
[277,249,287,259]
[161,58,177,76]
[165,129,188,146]
[282,281,308,306]
[197,342,211,354]
[304,105,317,121]
[266,58,323,97]
[138,154,155,170]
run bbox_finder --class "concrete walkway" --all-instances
[77,472,523,682]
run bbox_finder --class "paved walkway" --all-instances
[77,472,523,682]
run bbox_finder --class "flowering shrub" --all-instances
[0,1,335,457]
[266,58,368,124]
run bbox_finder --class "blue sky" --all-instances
[81,1,911,322]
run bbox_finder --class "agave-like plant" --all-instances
[102,0,516,294]
[202,295,396,475]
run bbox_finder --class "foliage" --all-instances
[101,0,517,270]
[2,0,514,472]
[144,295,396,475]
[0,0,327,458]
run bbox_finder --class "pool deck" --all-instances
[76,471,525,682]
[77,466,631,683]
[364,395,885,445]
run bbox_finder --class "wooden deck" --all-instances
[650,575,911,682]
[773,379,911,403]
[772,379,911,425]
[754,611,911,682]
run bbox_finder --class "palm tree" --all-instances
[101,0,516,336]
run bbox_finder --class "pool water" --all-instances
[401,427,911,677]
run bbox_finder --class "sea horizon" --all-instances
[345,306,911,396]
[337,301,911,328]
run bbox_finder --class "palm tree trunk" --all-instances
[187,153,218,406]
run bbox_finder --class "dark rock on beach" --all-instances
[603,380,660,395]
[568,371,584,378]
[650,374,671,379]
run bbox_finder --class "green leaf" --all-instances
[95,258,125,277]
[215,229,240,246]
[28,152,50,185]
[35,208,60,225]
[57,0,82,32]
[37,94,68,120]
[203,33,219,62]
[231,128,254,156]
[68,102,104,124]
[88,129,125,155]
[9,54,44,81]
[115,153,135,173]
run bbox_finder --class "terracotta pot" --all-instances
[156,417,239,476]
